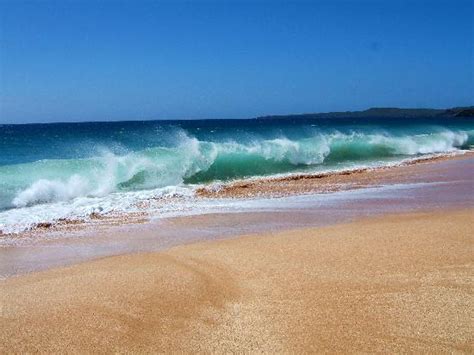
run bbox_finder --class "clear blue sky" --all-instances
[0,0,473,123]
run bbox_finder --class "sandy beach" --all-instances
[1,208,473,352]
[2,0,473,352]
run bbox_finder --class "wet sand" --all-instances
[1,209,473,352]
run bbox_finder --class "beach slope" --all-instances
[1,209,473,352]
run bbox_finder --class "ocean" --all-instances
[1,116,473,233]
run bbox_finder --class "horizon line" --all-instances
[1,105,472,126]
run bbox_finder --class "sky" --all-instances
[0,0,473,124]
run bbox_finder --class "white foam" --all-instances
[13,175,90,208]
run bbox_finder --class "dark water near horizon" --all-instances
[1,116,473,233]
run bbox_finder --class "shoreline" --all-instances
[1,150,472,238]
[1,152,473,278]
[197,151,472,198]
[1,208,472,352]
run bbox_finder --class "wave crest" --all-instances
[13,175,90,208]
[5,128,471,208]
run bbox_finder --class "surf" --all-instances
[0,117,473,233]
[2,128,471,207]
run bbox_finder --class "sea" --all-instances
[1,116,473,234]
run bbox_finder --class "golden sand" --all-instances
[1,209,473,352]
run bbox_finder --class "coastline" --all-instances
[2,150,473,238]
[197,151,473,198]
[1,208,473,352]
[1,153,473,278]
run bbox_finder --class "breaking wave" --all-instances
[2,128,470,210]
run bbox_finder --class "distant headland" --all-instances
[258,106,474,120]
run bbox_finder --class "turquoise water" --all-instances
[1,116,473,209]
[0,116,473,232]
